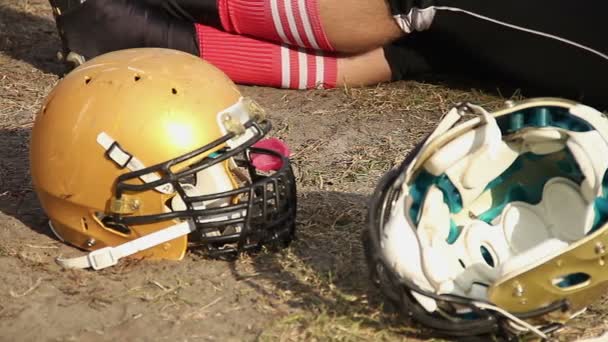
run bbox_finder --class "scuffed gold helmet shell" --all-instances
[30,48,297,269]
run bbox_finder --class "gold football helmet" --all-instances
[30,48,297,270]
[364,98,608,340]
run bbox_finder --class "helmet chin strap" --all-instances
[97,132,174,194]
[471,301,548,339]
[55,220,196,270]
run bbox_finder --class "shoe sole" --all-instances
[48,0,87,69]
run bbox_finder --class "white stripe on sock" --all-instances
[281,45,290,88]
[283,0,304,47]
[297,0,320,49]
[315,52,324,88]
[298,49,308,89]
[271,0,291,44]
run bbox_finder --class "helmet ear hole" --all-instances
[480,245,496,267]
[94,212,131,235]
[552,272,591,290]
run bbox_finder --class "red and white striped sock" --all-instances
[195,24,337,89]
[216,0,334,51]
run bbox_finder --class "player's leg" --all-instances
[49,0,405,57]
[215,0,404,53]
[125,0,405,53]
[179,0,607,103]
[48,0,393,89]
[138,0,223,28]
[338,48,392,87]
[189,24,392,88]
[195,24,340,89]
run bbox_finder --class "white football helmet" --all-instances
[365,98,608,340]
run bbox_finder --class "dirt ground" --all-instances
[1,1,607,341]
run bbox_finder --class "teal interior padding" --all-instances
[497,106,593,134]
[476,152,583,224]
[408,170,463,244]
[446,220,461,244]
[556,159,575,173]
[476,184,528,223]
[436,175,463,213]
[408,171,434,224]
[509,112,525,131]
[410,152,584,244]
[408,172,463,224]
[483,157,524,192]
[408,105,607,246]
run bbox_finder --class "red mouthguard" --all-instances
[251,138,291,171]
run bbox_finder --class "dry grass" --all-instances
[1,1,607,341]
[256,250,424,342]
[243,82,516,342]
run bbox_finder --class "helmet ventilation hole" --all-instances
[84,76,92,85]
[172,88,178,95]
[134,75,141,82]
[81,217,89,231]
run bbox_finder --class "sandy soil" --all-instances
[1,1,607,341]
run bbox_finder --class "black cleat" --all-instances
[47,0,202,70]
[48,0,88,69]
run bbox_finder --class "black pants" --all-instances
[383,0,607,108]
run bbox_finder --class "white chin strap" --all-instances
[56,220,196,270]
[97,132,174,194]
